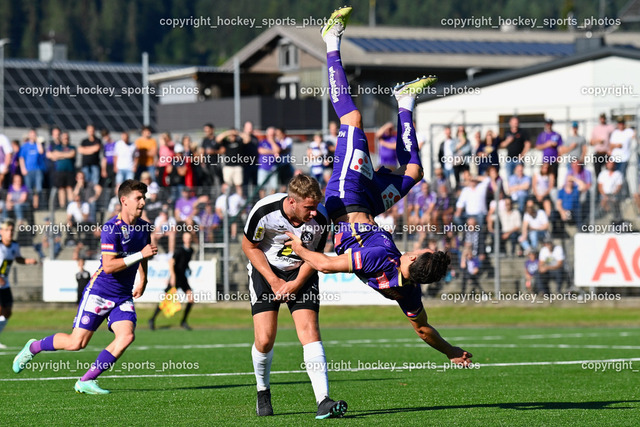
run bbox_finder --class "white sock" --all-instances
[303,341,329,404]
[252,343,273,392]
[397,95,415,112]
[325,36,340,53]
[0,315,7,336]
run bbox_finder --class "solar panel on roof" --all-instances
[348,37,575,56]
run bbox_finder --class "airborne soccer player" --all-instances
[13,179,158,394]
[288,6,472,367]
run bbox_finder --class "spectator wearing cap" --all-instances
[590,113,614,179]
[559,121,587,168]
[609,116,635,197]
[538,238,565,295]
[535,118,563,183]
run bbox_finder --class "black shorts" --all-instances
[54,170,75,188]
[164,276,192,293]
[0,287,13,308]
[249,264,319,315]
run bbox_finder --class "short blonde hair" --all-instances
[287,175,322,202]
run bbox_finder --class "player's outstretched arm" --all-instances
[411,311,473,366]
[285,232,349,274]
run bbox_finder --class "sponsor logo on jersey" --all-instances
[101,243,114,251]
[381,184,401,210]
[376,272,390,289]
[402,122,412,152]
[354,251,363,270]
[86,295,115,316]
[254,226,264,240]
[349,149,373,179]
[334,232,343,246]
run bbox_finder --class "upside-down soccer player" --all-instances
[13,179,158,394]
[288,6,472,367]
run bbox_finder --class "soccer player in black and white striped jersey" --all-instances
[243,174,347,419]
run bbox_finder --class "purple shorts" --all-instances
[73,288,137,332]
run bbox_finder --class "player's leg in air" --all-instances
[322,6,435,220]
[304,6,472,367]
[13,312,136,395]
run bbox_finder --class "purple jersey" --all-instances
[258,139,277,171]
[378,134,397,167]
[88,214,151,298]
[525,259,539,275]
[104,141,116,165]
[536,131,563,161]
[325,126,415,220]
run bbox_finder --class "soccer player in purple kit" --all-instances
[288,6,472,367]
[13,179,158,394]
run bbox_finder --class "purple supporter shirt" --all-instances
[379,135,397,168]
[258,139,276,171]
[566,168,592,186]
[536,131,563,162]
[104,141,116,165]
[175,197,197,219]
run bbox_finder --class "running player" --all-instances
[149,232,195,330]
[243,174,347,419]
[287,6,472,367]
[12,179,158,394]
[0,219,38,349]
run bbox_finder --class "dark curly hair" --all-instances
[408,251,451,285]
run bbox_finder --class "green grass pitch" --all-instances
[1,306,639,425]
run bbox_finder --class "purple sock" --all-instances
[396,109,421,167]
[326,51,357,118]
[81,350,117,381]
[30,335,56,355]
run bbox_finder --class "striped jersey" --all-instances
[0,241,21,289]
[244,193,329,271]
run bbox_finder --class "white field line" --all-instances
[1,357,639,382]
[0,331,637,355]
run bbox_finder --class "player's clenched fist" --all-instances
[142,243,158,259]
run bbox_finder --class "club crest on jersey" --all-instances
[121,225,130,240]
[301,231,313,243]
[350,149,373,179]
[381,185,401,210]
